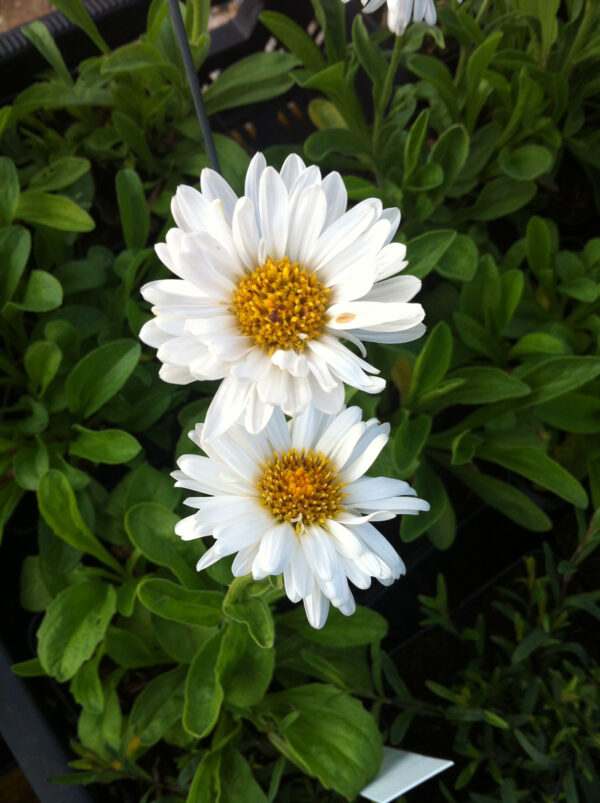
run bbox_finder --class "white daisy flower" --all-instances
[140,153,425,439]
[172,405,429,629]
[342,0,463,36]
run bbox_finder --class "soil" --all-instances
[0,0,53,33]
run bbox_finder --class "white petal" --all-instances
[300,526,337,582]
[362,275,422,304]
[327,301,423,331]
[203,376,250,440]
[200,168,238,224]
[244,390,274,435]
[158,363,195,384]
[353,323,426,344]
[255,522,296,576]
[232,544,260,577]
[303,584,330,629]
[311,198,382,268]
[174,514,213,540]
[321,171,347,228]
[264,406,292,453]
[345,476,415,504]
[280,153,307,190]
[244,152,267,206]
[314,406,362,457]
[306,372,345,414]
[355,496,430,514]
[286,184,327,265]
[375,242,408,281]
[258,167,289,260]
[232,196,260,270]
[342,433,389,483]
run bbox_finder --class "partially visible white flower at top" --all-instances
[140,153,424,440]
[172,405,429,629]
[342,0,463,36]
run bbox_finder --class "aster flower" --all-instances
[172,405,429,629]
[342,0,463,36]
[140,153,424,439]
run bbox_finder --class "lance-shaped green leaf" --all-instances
[223,576,274,648]
[0,226,30,306]
[0,157,19,226]
[37,581,116,682]
[407,322,452,405]
[183,631,224,738]
[37,470,122,573]
[278,605,387,647]
[130,665,188,746]
[69,425,141,465]
[259,684,382,800]
[137,578,223,627]
[116,168,149,250]
[126,503,203,589]
[16,192,94,232]
[65,339,140,418]
[477,441,588,508]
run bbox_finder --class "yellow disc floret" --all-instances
[258,448,345,534]
[231,257,330,353]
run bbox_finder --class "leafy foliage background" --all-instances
[1,0,600,800]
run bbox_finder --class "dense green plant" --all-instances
[1,0,600,801]
[409,509,600,801]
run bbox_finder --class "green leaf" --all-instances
[451,430,482,466]
[0,157,19,226]
[105,625,167,668]
[112,111,156,167]
[19,555,52,610]
[0,226,30,306]
[428,125,469,201]
[499,145,553,180]
[404,109,429,179]
[477,441,588,508]
[279,605,387,647]
[408,54,458,120]
[218,621,275,707]
[13,443,49,491]
[449,465,551,532]
[436,234,478,282]
[37,470,122,573]
[116,169,149,250]
[21,21,73,85]
[28,157,91,192]
[37,582,116,682]
[77,672,122,760]
[408,322,452,405]
[101,41,167,74]
[352,16,387,94]
[69,425,141,464]
[438,367,530,406]
[512,628,550,664]
[559,277,598,303]
[219,748,269,803]
[223,576,275,648]
[259,684,382,800]
[304,128,370,161]
[406,230,457,280]
[137,578,222,627]
[517,356,600,405]
[259,11,325,73]
[7,270,62,313]
[465,178,537,222]
[24,341,62,395]
[70,654,104,714]
[49,0,109,54]
[65,339,140,418]
[392,413,432,477]
[11,657,46,677]
[16,192,94,232]
[535,393,600,434]
[526,216,552,277]
[130,665,188,746]
[311,0,346,64]
[509,332,567,358]
[125,503,202,589]
[183,631,224,738]
[401,461,447,543]
[204,52,299,115]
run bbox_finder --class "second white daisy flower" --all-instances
[173,405,429,629]
[140,153,425,439]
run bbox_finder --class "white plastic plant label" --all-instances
[360,747,454,802]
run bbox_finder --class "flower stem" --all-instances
[167,0,221,174]
[373,35,403,156]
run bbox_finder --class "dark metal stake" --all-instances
[167,0,221,174]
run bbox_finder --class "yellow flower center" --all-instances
[258,448,345,534]
[230,257,330,353]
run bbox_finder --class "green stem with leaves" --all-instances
[373,35,403,158]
